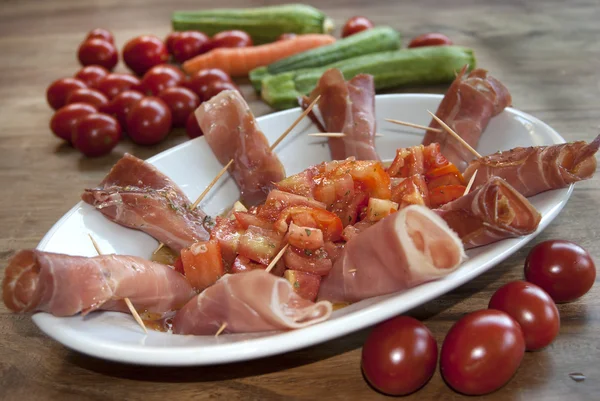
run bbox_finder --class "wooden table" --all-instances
[1,0,599,400]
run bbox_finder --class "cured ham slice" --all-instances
[318,205,465,303]
[172,269,332,335]
[309,68,379,161]
[195,90,286,206]
[436,177,541,249]
[82,154,209,252]
[423,67,512,170]
[463,136,600,197]
[2,250,195,316]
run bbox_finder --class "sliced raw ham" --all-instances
[318,205,465,303]
[195,90,286,205]
[423,67,512,170]
[82,154,209,252]
[309,69,379,161]
[436,177,541,249]
[2,250,195,316]
[172,270,332,335]
[463,136,600,197]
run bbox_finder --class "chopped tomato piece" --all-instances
[231,256,265,274]
[173,257,184,275]
[275,166,318,197]
[288,223,324,250]
[422,142,449,170]
[341,219,375,242]
[366,198,399,222]
[332,189,369,227]
[314,172,354,206]
[284,270,321,301]
[234,211,274,230]
[180,240,224,291]
[274,206,343,241]
[283,246,332,276]
[429,185,466,208]
[345,160,391,200]
[426,163,465,189]
[388,143,450,178]
[210,217,245,269]
[258,189,327,222]
[237,225,284,264]
[391,175,430,208]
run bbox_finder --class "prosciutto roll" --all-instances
[310,68,379,161]
[172,269,332,335]
[436,177,541,249]
[82,154,209,252]
[2,250,195,316]
[195,90,286,205]
[463,135,600,197]
[423,67,512,170]
[317,205,465,303]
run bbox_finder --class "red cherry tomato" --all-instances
[126,97,172,145]
[66,88,109,109]
[49,103,97,142]
[122,35,169,76]
[361,316,437,396]
[187,68,232,100]
[86,28,114,44]
[208,30,253,51]
[278,33,297,41]
[72,113,121,157]
[46,78,88,110]
[525,240,596,303]
[77,39,118,70]
[408,33,453,48]
[96,73,142,99]
[140,64,185,96]
[101,90,144,128]
[165,32,183,54]
[171,31,211,63]
[74,65,109,88]
[173,257,185,275]
[342,16,374,38]
[158,87,200,127]
[488,280,560,351]
[202,81,240,102]
[186,112,204,139]
[440,309,525,396]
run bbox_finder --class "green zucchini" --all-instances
[261,46,477,110]
[172,4,333,45]
[249,26,401,91]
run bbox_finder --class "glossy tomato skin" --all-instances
[408,33,453,48]
[158,87,200,127]
[525,240,596,303]
[440,309,525,396]
[342,16,374,38]
[172,31,211,63]
[361,316,438,396]
[202,81,240,102]
[140,64,185,96]
[208,30,253,50]
[101,90,144,128]
[96,73,142,99]
[72,113,121,157]
[86,28,114,44]
[123,35,169,76]
[77,39,118,70]
[74,65,109,88]
[185,112,204,139]
[66,88,109,109]
[187,68,232,100]
[46,78,88,110]
[49,103,97,142]
[165,32,183,54]
[489,280,560,351]
[126,97,172,145]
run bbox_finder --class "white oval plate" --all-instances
[33,94,570,366]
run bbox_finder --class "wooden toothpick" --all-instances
[385,118,443,133]
[265,244,289,273]
[190,159,235,210]
[214,322,227,337]
[347,269,357,273]
[427,111,482,159]
[270,95,321,150]
[463,170,478,196]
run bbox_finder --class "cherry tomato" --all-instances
[525,240,596,303]
[202,81,240,102]
[86,28,114,44]
[122,35,169,76]
[440,309,525,396]
[96,73,142,99]
[165,32,183,54]
[342,16,374,38]
[361,316,437,396]
[49,103,97,142]
[207,30,253,51]
[101,90,144,128]
[77,39,118,70]
[186,112,204,139]
[171,31,211,63]
[186,68,232,100]
[126,97,172,145]
[278,33,297,41]
[489,280,560,351]
[46,78,88,110]
[140,64,185,96]
[74,65,109,88]
[408,33,453,48]
[72,113,121,157]
[158,87,200,127]
[66,88,109,109]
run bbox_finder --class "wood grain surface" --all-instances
[1,0,599,400]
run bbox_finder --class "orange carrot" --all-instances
[182,34,336,77]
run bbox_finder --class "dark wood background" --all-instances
[1,0,599,400]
